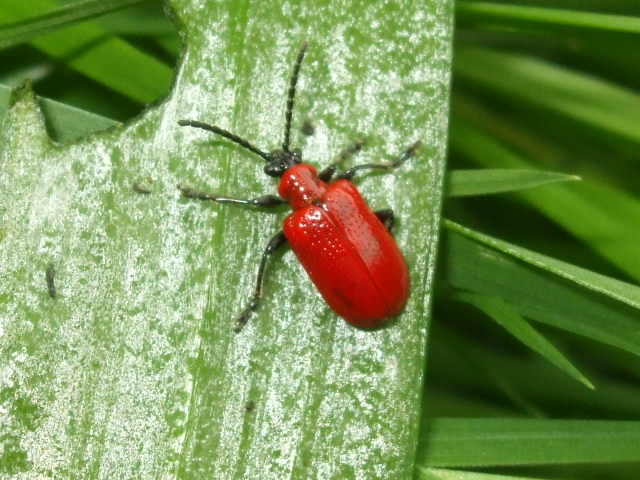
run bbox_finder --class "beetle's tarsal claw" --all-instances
[392,141,422,168]
[234,315,249,332]
[234,298,260,332]
[408,141,421,156]
[178,185,196,197]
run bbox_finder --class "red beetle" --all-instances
[178,42,419,331]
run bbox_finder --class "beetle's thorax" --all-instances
[278,164,328,210]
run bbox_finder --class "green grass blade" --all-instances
[416,466,559,480]
[0,0,145,49]
[453,292,594,389]
[444,219,640,310]
[456,2,640,36]
[450,116,640,282]
[0,0,173,104]
[95,3,177,37]
[454,46,640,145]
[446,169,579,197]
[441,229,640,356]
[417,418,640,467]
[426,323,640,419]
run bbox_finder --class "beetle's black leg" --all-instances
[375,209,395,232]
[179,186,287,208]
[337,141,421,181]
[235,230,288,332]
[318,139,366,182]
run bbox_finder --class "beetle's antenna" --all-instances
[282,42,308,153]
[178,120,272,162]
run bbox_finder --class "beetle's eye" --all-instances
[264,163,284,177]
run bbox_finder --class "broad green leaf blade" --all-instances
[446,169,579,197]
[453,292,594,389]
[440,230,640,356]
[0,1,452,478]
[417,418,640,467]
[0,0,144,49]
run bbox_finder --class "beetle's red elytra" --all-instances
[178,42,419,331]
[279,165,410,328]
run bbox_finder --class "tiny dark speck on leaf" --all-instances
[133,178,153,194]
[45,263,56,299]
[301,120,315,136]
[245,400,256,412]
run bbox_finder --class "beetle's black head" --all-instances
[264,149,302,177]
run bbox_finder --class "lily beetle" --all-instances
[179,42,419,331]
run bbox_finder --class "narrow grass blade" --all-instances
[426,324,640,419]
[456,2,640,37]
[454,47,640,145]
[441,229,640,356]
[444,219,640,311]
[446,168,579,197]
[0,1,173,104]
[418,418,640,467]
[453,291,594,389]
[0,0,144,49]
[450,116,640,282]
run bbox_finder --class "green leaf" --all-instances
[446,168,579,197]
[0,1,451,478]
[416,466,557,480]
[425,320,640,420]
[450,116,640,282]
[1,82,120,142]
[453,46,640,146]
[452,291,594,389]
[0,0,173,103]
[456,2,640,36]
[440,228,640,356]
[444,219,640,311]
[95,4,178,37]
[0,0,145,49]
[417,418,640,467]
